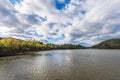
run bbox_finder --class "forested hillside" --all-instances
[0,38,84,56]
[92,39,120,49]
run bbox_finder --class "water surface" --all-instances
[0,49,120,80]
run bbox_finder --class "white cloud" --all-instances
[0,0,120,46]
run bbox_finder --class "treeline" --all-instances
[0,38,84,56]
[92,39,120,49]
[52,44,84,49]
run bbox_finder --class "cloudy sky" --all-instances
[0,0,120,46]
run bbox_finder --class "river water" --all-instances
[0,49,120,80]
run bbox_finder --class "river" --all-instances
[0,49,120,80]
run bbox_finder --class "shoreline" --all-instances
[0,48,86,57]
[1,48,120,57]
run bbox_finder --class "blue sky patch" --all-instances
[56,29,59,32]
[81,10,86,15]
[39,16,47,22]
[55,0,70,10]
[48,34,65,44]
[27,30,43,37]
[27,14,47,23]
[9,0,23,6]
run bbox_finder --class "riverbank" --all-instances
[0,48,87,57]
[0,38,85,57]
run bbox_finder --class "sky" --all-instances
[0,0,120,46]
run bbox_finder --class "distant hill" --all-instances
[92,39,120,49]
